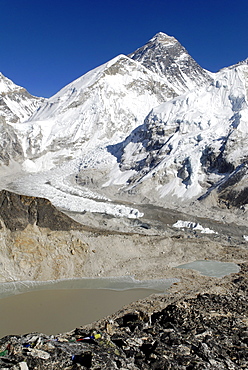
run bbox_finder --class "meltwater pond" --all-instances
[0,277,178,338]
[176,260,240,278]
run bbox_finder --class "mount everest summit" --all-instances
[0,32,247,222]
[128,32,213,94]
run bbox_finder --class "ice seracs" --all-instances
[173,220,218,234]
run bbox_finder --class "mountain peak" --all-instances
[0,72,21,94]
[129,33,213,95]
[149,32,178,46]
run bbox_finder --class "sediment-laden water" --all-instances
[0,277,178,337]
[0,261,240,338]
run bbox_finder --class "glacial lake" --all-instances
[0,277,177,338]
[0,261,240,338]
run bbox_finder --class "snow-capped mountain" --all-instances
[0,73,44,165]
[129,32,213,95]
[0,32,247,219]
[0,73,44,124]
[10,33,216,169]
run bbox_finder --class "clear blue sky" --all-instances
[0,0,247,97]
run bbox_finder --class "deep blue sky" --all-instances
[1,0,247,97]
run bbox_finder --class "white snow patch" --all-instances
[173,220,218,234]
[243,235,248,241]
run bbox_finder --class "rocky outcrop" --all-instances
[0,189,83,231]
[198,161,248,210]
[0,122,23,165]
[215,162,248,208]
[0,263,247,369]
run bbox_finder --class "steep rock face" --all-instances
[201,161,248,209]
[0,122,23,165]
[129,32,213,95]
[217,163,248,208]
[0,190,89,281]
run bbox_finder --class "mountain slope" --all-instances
[13,33,214,165]
[129,32,213,95]
[14,54,175,163]
[110,61,248,208]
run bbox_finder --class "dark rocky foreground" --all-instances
[0,264,247,369]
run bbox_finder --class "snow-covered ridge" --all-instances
[0,72,24,94]
[0,72,44,165]
[0,72,44,124]
[29,54,173,122]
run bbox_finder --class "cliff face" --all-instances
[0,189,82,231]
